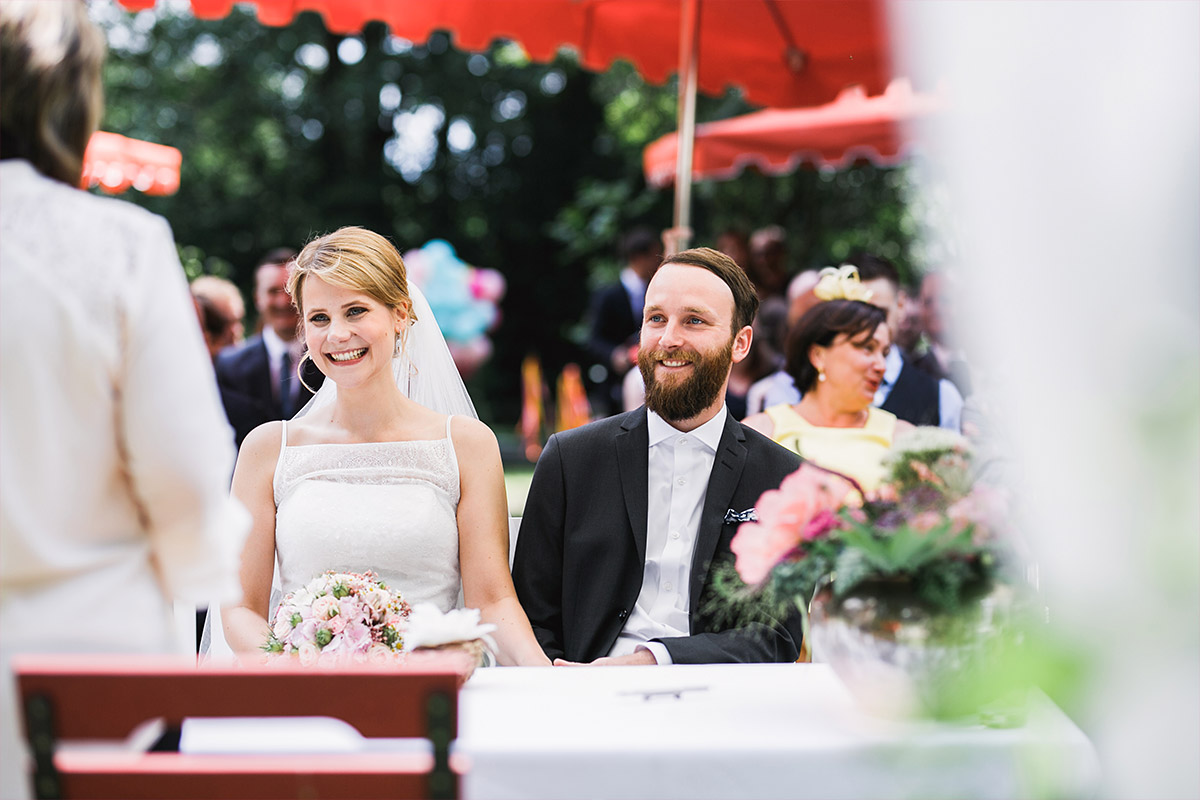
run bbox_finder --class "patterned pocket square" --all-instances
[724,507,758,524]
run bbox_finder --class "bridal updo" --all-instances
[287,226,418,324]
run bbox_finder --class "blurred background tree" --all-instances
[91,0,934,441]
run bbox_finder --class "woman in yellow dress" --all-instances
[743,267,913,492]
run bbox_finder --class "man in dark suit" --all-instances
[585,227,662,416]
[513,247,804,665]
[849,253,964,431]
[215,248,323,447]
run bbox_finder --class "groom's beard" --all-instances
[639,337,733,423]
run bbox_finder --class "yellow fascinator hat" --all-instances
[812,265,874,303]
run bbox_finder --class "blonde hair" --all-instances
[190,275,246,321]
[288,226,417,323]
[0,0,106,186]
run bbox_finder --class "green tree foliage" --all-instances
[92,1,931,430]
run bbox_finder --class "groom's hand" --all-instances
[553,650,657,667]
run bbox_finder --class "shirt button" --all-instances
[671,531,680,540]
[664,582,673,592]
[677,478,686,486]
[677,437,687,446]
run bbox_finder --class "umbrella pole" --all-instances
[668,0,700,255]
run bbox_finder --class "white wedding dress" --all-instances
[273,417,461,612]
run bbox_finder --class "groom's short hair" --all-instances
[661,247,759,333]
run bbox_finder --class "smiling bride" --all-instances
[219,226,550,666]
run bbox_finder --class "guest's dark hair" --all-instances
[619,226,660,261]
[662,247,759,333]
[844,252,900,290]
[785,300,886,392]
[0,0,106,186]
[256,247,299,269]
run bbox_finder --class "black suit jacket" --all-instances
[512,407,804,664]
[214,335,322,448]
[880,351,941,427]
[585,282,640,366]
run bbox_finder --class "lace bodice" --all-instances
[272,419,462,612]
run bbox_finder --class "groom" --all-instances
[513,247,804,665]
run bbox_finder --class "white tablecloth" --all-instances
[458,664,1100,800]
[182,663,1100,799]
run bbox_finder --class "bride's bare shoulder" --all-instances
[233,421,284,484]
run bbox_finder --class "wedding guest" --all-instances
[191,274,245,359]
[0,3,247,796]
[743,267,914,492]
[745,270,821,415]
[215,249,324,447]
[220,227,549,667]
[913,271,973,398]
[585,226,662,416]
[513,247,804,665]
[715,227,750,269]
[747,225,790,301]
[849,253,963,431]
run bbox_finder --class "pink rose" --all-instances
[368,643,395,664]
[298,642,320,666]
[730,521,795,585]
[311,595,339,620]
[271,614,293,641]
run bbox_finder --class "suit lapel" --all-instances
[690,414,747,616]
[615,409,650,568]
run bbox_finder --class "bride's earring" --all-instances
[394,332,403,358]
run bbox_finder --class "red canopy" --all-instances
[81,131,182,195]
[115,0,890,110]
[643,79,940,187]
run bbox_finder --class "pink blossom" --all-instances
[730,520,799,585]
[948,485,1008,543]
[731,464,848,584]
[341,619,370,650]
[328,613,349,635]
[909,459,946,488]
[311,595,340,620]
[801,509,840,542]
[288,619,318,649]
[271,614,293,641]
[911,510,944,533]
[298,642,320,666]
[368,643,395,664]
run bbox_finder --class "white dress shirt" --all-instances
[262,325,301,411]
[609,407,728,663]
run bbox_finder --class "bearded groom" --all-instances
[512,247,804,665]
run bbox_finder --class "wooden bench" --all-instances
[14,652,471,799]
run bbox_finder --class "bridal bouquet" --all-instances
[263,571,411,665]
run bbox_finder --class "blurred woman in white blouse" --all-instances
[0,3,247,796]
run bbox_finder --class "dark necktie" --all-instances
[279,351,293,418]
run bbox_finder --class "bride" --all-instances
[221,226,550,666]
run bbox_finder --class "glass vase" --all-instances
[808,577,1028,723]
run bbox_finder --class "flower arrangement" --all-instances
[731,427,1014,619]
[263,571,412,665]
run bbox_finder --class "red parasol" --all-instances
[116,0,892,247]
[81,131,182,195]
[643,79,940,187]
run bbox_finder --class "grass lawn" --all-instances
[504,465,535,517]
